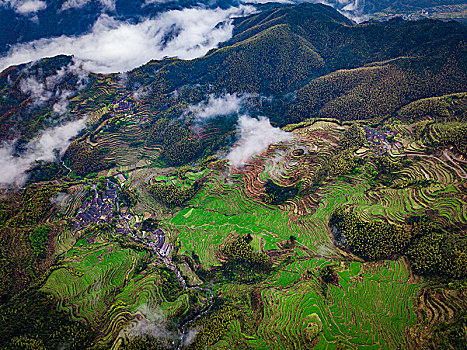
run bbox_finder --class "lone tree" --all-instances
[319,265,335,284]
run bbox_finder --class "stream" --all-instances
[59,155,72,176]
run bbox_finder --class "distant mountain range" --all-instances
[1,2,465,143]
[1,1,465,58]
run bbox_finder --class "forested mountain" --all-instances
[2,3,465,140]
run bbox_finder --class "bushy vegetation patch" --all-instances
[0,290,96,350]
[64,141,110,176]
[330,208,411,261]
[148,181,201,208]
[187,301,238,350]
[29,225,51,259]
[262,180,298,205]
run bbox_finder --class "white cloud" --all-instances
[52,90,73,114]
[242,0,293,3]
[0,118,87,187]
[0,0,47,14]
[182,328,199,347]
[184,94,288,167]
[60,0,115,12]
[52,98,69,114]
[339,0,367,23]
[124,304,176,342]
[143,0,178,5]
[20,76,52,105]
[187,93,249,121]
[0,5,256,74]
[18,58,89,110]
[241,0,368,23]
[60,0,90,11]
[227,115,292,167]
[15,0,45,13]
[133,85,152,100]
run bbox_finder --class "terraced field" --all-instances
[42,243,144,326]
[41,240,199,345]
[211,258,419,350]
[2,6,467,350]
[32,116,466,349]
[171,187,296,266]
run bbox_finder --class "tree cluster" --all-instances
[339,124,366,150]
[331,210,467,279]
[120,336,167,350]
[397,93,466,122]
[146,118,202,166]
[120,185,138,207]
[64,141,110,176]
[330,208,410,261]
[187,302,238,350]
[29,225,51,259]
[406,221,466,279]
[148,181,201,208]
[328,151,358,176]
[262,180,298,205]
[319,265,336,284]
[0,290,96,349]
[221,235,270,266]
[213,235,273,283]
[431,123,467,156]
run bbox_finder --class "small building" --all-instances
[157,234,165,249]
[160,243,172,257]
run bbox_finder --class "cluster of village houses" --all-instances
[73,180,172,257]
[146,229,172,257]
[73,182,118,231]
[365,127,403,155]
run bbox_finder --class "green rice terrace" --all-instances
[0,3,466,350]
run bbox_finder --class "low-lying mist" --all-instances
[0,118,86,187]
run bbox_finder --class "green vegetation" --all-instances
[397,93,467,122]
[0,290,96,350]
[0,3,466,350]
[198,235,272,283]
[65,141,110,176]
[188,303,238,350]
[330,208,411,261]
[433,311,467,350]
[319,265,336,284]
[222,234,270,266]
[331,211,467,279]
[120,337,167,350]
[148,181,201,208]
[407,230,467,279]
[262,180,298,205]
[339,124,366,150]
[120,185,138,207]
[429,123,467,155]
[329,150,359,176]
[147,118,202,166]
[0,185,62,302]
[29,225,51,258]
